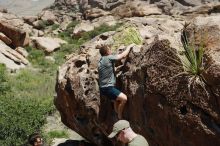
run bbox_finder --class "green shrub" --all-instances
[0,97,52,146]
[26,46,57,74]
[51,24,60,30]
[66,21,79,30]
[0,64,10,94]
[54,44,76,63]
[9,69,55,99]
[38,20,50,29]
[58,31,73,43]
[86,23,122,39]
[75,23,122,42]
[0,68,55,146]
[112,25,143,50]
[64,21,80,35]
[47,130,69,139]
[26,46,45,64]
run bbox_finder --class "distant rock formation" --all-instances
[55,15,220,146]
[45,0,220,20]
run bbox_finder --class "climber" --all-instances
[108,120,149,146]
[98,43,134,119]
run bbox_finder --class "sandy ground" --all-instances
[43,111,85,146]
[0,0,55,16]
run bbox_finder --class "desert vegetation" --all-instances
[0,22,121,145]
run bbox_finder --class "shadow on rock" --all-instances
[57,140,96,146]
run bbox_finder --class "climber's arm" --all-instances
[116,44,135,60]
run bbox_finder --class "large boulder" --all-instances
[0,21,29,48]
[112,1,162,18]
[88,0,125,10]
[39,10,57,25]
[23,16,38,25]
[85,8,111,19]
[0,11,33,47]
[0,40,29,70]
[181,2,220,15]
[55,14,220,146]
[92,16,118,28]
[30,37,67,54]
[73,21,95,36]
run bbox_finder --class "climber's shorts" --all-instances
[100,86,121,100]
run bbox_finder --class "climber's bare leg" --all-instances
[115,92,127,119]
[113,101,118,114]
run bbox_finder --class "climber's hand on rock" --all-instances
[128,43,136,50]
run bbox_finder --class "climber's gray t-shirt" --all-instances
[98,55,117,87]
[128,135,149,146]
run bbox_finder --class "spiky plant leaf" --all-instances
[180,28,204,75]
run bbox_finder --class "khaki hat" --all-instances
[108,120,130,138]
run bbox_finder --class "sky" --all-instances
[0,0,55,16]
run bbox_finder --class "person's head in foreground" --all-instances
[28,133,43,146]
[108,120,149,146]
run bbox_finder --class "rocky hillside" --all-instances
[46,0,220,19]
[0,0,220,146]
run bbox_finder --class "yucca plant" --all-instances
[178,25,211,98]
[181,29,204,76]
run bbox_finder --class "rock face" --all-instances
[0,21,28,48]
[55,15,220,146]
